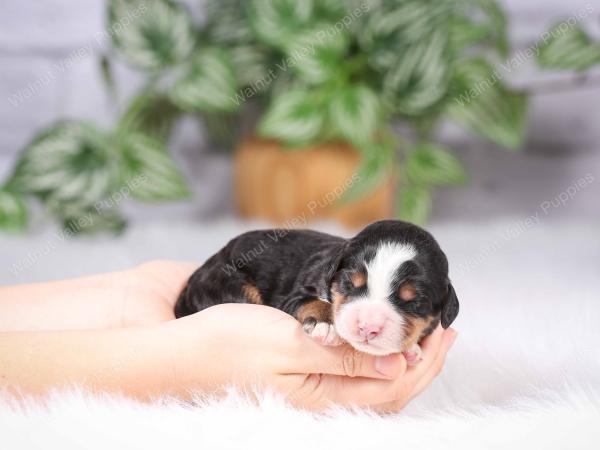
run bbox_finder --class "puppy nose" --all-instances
[358,323,382,341]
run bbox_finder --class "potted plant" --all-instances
[2,0,599,233]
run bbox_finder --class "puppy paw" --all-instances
[402,343,423,366]
[303,319,343,346]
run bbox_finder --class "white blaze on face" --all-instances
[335,242,417,356]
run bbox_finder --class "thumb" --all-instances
[295,341,407,379]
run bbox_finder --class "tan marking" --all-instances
[242,284,263,305]
[399,283,417,302]
[296,299,332,323]
[351,271,367,288]
[331,282,349,317]
[403,316,433,348]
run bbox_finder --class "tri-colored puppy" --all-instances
[175,220,459,364]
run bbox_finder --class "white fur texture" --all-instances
[364,241,417,304]
[335,242,416,355]
[1,219,599,449]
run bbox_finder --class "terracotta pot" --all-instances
[234,137,394,228]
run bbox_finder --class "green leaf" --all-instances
[382,29,451,116]
[474,0,509,57]
[258,89,325,144]
[449,15,492,54]
[447,58,527,149]
[284,22,350,84]
[268,70,309,102]
[360,0,451,70]
[315,0,347,19]
[341,140,394,203]
[109,0,195,71]
[229,45,272,88]
[329,84,381,146]
[170,49,239,113]
[248,0,315,48]
[537,23,600,71]
[62,209,127,236]
[118,133,190,202]
[205,0,255,46]
[118,90,180,142]
[398,185,432,225]
[0,189,28,232]
[447,1,509,56]
[405,143,467,186]
[11,122,119,211]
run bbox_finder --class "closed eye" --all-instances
[351,271,367,288]
[340,270,368,295]
[399,283,417,302]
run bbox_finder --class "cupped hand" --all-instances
[117,260,198,327]
[158,303,457,412]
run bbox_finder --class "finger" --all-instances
[402,324,445,384]
[313,374,403,408]
[374,328,457,413]
[292,339,407,380]
[408,328,457,400]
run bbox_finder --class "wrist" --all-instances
[146,314,217,399]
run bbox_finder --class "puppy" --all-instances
[175,220,459,363]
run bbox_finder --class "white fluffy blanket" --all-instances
[1,219,599,449]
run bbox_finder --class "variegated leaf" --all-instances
[0,189,28,232]
[229,45,271,88]
[449,15,491,54]
[383,30,451,116]
[286,23,350,84]
[170,49,239,112]
[360,0,450,71]
[341,140,394,203]
[119,91,180,141]
[472,0,509,57]
[398,185,432,225]
[11,122,118,211]
[205,0,255,46]
[447,58,527,149]
[284,22,350,84]
[405,143,467,186]
[248,0,314,47]
[329,84,381,146]
[62,209,126,235]
[538,23,600,71]
[118,132,190,202]
[258,89,325,144]
[109,0,195,71]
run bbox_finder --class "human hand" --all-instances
[118,260,198,327]
[157,303,457,412]
[0,260,197,332]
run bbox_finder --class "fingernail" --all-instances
[375,355,399,378]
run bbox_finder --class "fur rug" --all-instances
[1,386,599,450]
[1,219,599,448]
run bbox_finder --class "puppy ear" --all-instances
[325,243,348,294]
[441,282,459,328]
